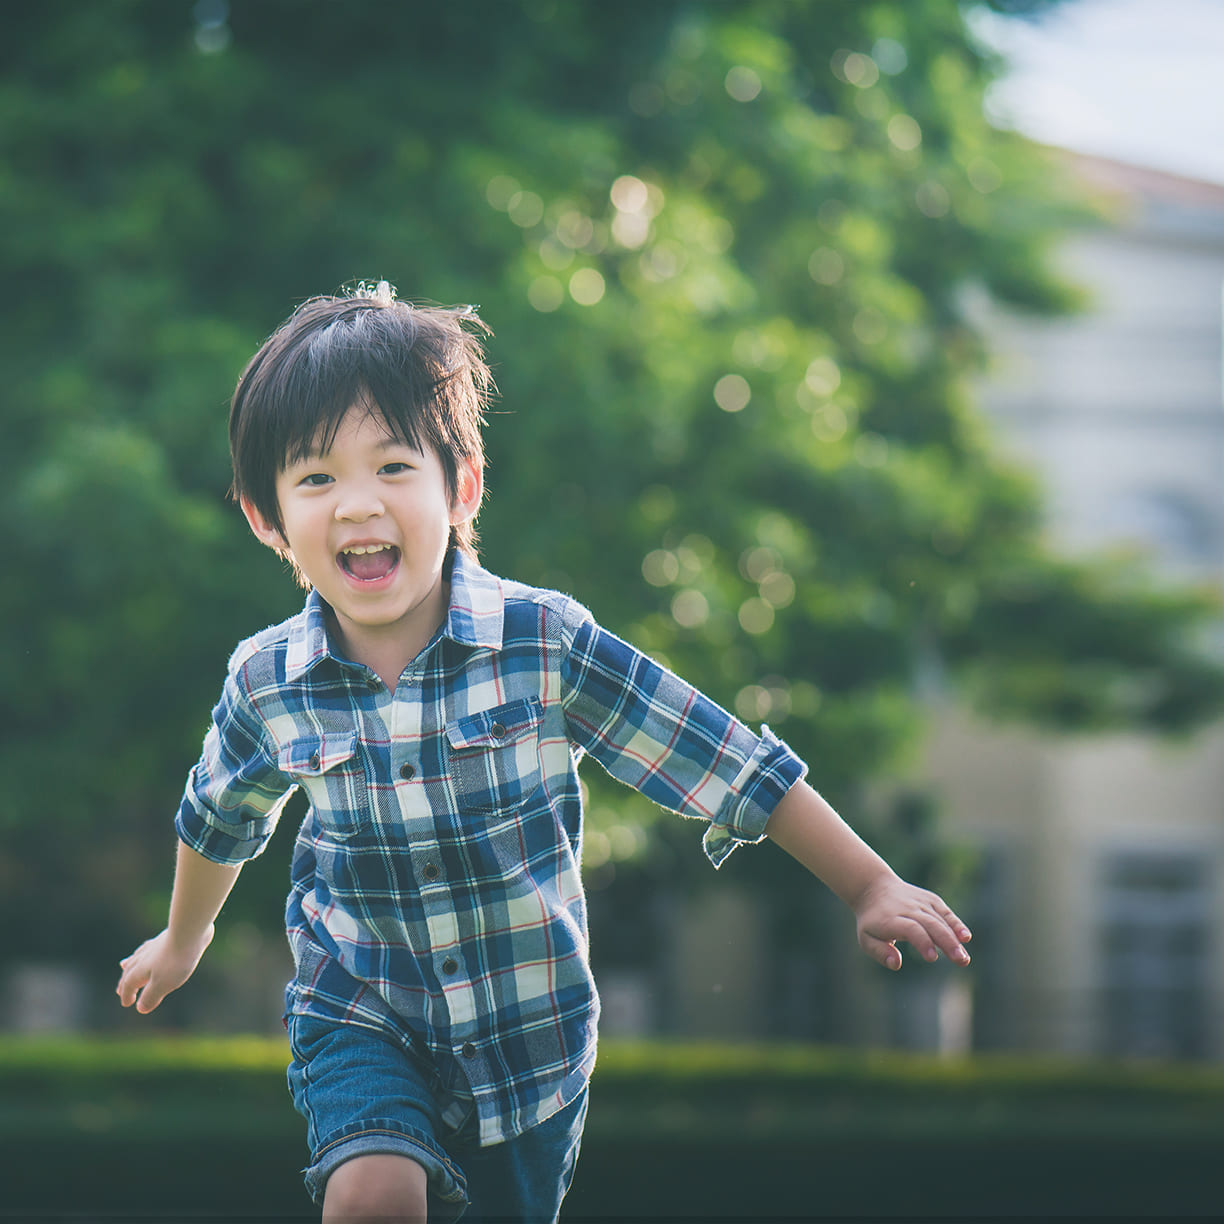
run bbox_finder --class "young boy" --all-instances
[118,283,971,1223]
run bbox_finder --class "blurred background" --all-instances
[3,0,1224,1214]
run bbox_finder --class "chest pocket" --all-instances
[278,732,364,838]
[445,697,544,816]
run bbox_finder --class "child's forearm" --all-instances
[117,842,244,1014]
[765,778,972,969]
[168,839,243,945]
[764,779,896,906]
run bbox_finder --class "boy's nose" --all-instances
[334,487,385,522]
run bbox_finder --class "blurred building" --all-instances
[926,153,1224,1059]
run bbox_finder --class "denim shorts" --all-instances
[286,1013,588,1223]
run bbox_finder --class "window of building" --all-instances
[1100,849,1212,1058]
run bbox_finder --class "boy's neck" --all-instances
[326,586,451,691]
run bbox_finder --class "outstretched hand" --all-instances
[852,875,972,971]
[116,925,214,1015]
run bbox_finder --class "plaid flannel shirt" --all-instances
[176,552,806,1145]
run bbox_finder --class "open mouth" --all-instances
[339,543,401,582]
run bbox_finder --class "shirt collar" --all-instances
[284,550,505,682]
[443,550,506,651]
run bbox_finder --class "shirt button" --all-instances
[490,722,506,740]
[308,753,321,771]
[366,677,380,692]
[422,862,440,882]
[441,957,458,976]
[399,763,415,780]
[461,1042,477,1059]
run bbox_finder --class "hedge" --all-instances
[4,1036,1222,1218]
[6,1034,1224,1140]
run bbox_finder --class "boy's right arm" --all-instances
[116,840,242,1015]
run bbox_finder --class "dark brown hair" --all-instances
[229,283,492,558]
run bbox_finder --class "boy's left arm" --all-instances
[766,779,972,970]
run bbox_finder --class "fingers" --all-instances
[118,976,163,1014]
[896,890,971,964]
[906,912,971,966]
[860,932,903,971]
[939,901,973,947]
[910,914,970,966]
[116,951,162,1013]
[117,929,202,1014]
[135,986,164,1014]
[116,961,144,1010]
[931,901,973,964]
[858,886,973,969]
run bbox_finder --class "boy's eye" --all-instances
[380,462,412,475]
[300,473,333,487]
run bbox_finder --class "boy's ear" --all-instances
[240,497,289,552]
[450,459,484,527]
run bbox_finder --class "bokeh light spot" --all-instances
[725,66,762,102]
[611,175,649,213]
[738,598,775,635]
[916,180,951,217]
[642,549,680,586]
[808,247,845,285]
[805,356,842,396]
[508,191,545,228]
[759,570,795,609]
[486,175,521,211]
[714,373,751,413]
[872,38,908,75]
[854,431,890,467]
[671,589,710,628]
[528,276,564,312]
[812,403,848,442]
[569,268,606,305]
[834,51,880,88]
[887,114,922,151]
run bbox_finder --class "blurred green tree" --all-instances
[0,1,1219,981]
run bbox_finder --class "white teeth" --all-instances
[342,544,394,556]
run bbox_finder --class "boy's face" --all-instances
[242,405,481,668]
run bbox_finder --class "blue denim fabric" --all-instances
[287,1014,587,1223]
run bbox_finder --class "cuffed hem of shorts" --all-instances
[304,1116,469,1219]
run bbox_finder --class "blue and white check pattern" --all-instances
[177,553,806,1145]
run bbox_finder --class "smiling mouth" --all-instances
[339,543,401,582]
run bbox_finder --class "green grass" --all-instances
[4,1037,1223,1217]
[588,1040,1224,1141]
[5,1034,1224,1144]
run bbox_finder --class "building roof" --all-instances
[1061,150,1224,210]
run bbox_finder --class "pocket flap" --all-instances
[278,733,358,777]
[446,697,542,752]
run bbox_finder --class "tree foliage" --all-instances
[1,0,1220,963]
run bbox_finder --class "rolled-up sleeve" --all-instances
[175,663,292,865]
[558,601,807,867]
